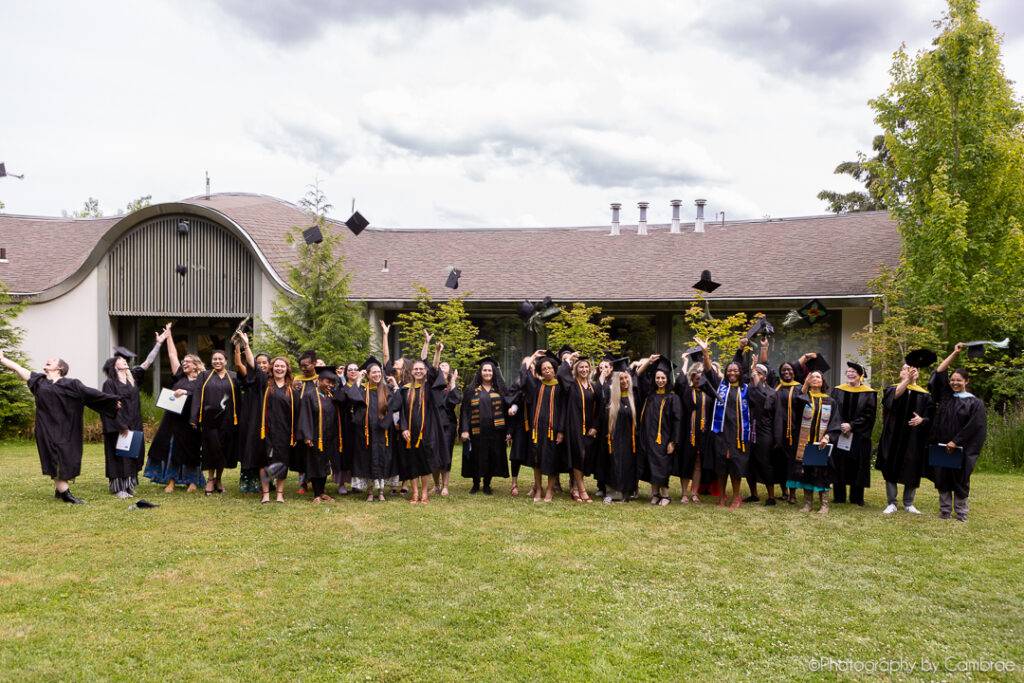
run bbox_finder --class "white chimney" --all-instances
[637,202,649,235]
[610,202,621,236]
[670,199,682,234]
[694,198,706,233]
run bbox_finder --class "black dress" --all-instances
[506,380,531,472]
[27,372,118,480]
[601,388,638,497]
[556,361,600,474]
[335,381,360,479]
[437,383,463,472]
[236,368,264,471]
[290,376,318,476]
[699,368,751,478]
[298,387,343,480]
[772,382,802,487]
[828,384,878,499]
[675,373,713,482]
[521,368,566,476]
[926,371,986,498]
[747,382,778,486]
[591,377,612,483]
[875,384,932,489]
[257,375,299,474]
[459,385,511,479]
[637,380,682,489]
[343,382,402,482]
[101,367,146,486]
[397,369,446,480]
[190,370,240,471]
[145,368,202,482]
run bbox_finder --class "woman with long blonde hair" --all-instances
[601,358,638,504]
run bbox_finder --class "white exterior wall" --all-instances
[839,307,871,375]
[16,268,104,387]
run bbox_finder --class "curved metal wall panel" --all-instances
[108,215,254,317]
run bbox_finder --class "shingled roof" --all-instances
[0,192,900,302]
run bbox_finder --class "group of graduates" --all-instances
[0,321,987,521]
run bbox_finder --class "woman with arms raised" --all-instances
[557,351,600,503]
[675,355,712,503]
[875,360,932,515]
[190,348,240,496]
[343,357,403,502]
[636,355,682,506]
[520,349,566,502]
[233,334,270,494]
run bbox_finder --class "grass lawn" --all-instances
[1,440,1022,682]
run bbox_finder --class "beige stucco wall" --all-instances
[15,268,104,386]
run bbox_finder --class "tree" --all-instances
[395,286,494,381]
[682,293,753,361]
[123,195,152,214]
[64,197,102,218]
[542,303,623,359]
[254,182,371,364]
[866,0,1024,397]
[817,135,891,213]
[0,283,35,435]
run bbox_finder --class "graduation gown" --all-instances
[787,390,841,489]
[506,380,531,468]
[397,368,447,479]
[772,381,802,487]
[601,389,638,496]
[557,360,600,473]
[147,368,202,472]
[190,370,240,470]
[101,367,146,481]
[590,376,612,482]
[747,381,779,485]
[336,381,360,475]
[521,368,566,476]
[700,368,751,478]
[27,372,118,480]
[437,383,463,471]
[256,375,299,471]
[236,368,264,470]
[828,384,878,489]
[297,387,342,479]
[459,385,511,479]
[343,382,402,481]
[674,372,713,481]
[874,384,932,488]
[637,380,682,488]
[289,375,318,475]
[926,370,987,497]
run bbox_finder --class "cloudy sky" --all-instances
[1,0,1022,228]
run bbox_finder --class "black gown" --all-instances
[237,368,264,470]
[926,371,986,497]
[343,382,402,481]
[772,381,802,487]
[298,387,343,480]
[27,372,118,480]
[257,375,299,473]
[700,368,751,478]
[787,390,841,490]
[747,382,778,486]
[190,370,239,471]
[437,383,463,472]
[459,385,511,479]
[101,367,146,483]
[674,373,713,482]
[521,368,566,476]
[591,377,612,483]
[506,380,531,471]
[290,376,318,476]
[397,368,446,480]
[637,380,682,489]
[556,361,600,474]
[336,381,360,478]
[828,385,878,496]
[875,384,933,489]
[145,368,202,478]
[601,388,638,497]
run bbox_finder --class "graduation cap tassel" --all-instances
[782,310,803,328]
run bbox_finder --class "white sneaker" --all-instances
[882,503,897,515]
[905,505,922,514]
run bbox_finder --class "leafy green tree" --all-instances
[123,195,152,214]
[254,182,371,365]
[682,293,752,362]
[543,303,623,359]
[64,197,102,218]
[866,0,1024,399]
[817,135,891,213]
[395,286,494,381]
[0,283,35,435]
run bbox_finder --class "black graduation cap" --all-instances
[966,344,986,359]
[299,349,317,363]
[517,300,535,320]
[477,356,500,369]
[610,357,631,373]
[534,351,559,372]
[265,461,288,480]
[905,349,937,369]
[315,366,338,382]
[134,499,159,509]
[649,356,675,377]
[177,219,190,235]
[846,361,866,377]
[601,352,616,362]
[360,355,383,371]
[683,345,704,363]
[302,225,323,245]
[345,211,369,236]
[0,163,6,177]
[556,344,574,359]
[445,268,461,289]
[692,270,720,293]
[745,316,775,340]
[797,299,829,325]
[805,354,830,374]
[113,346,136,360]
[175,264,188,277]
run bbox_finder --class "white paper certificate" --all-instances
[115,431,134,451]
[157,388,185,414]
[836,432,853,452]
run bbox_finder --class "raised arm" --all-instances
[936,343,964,374]
[433,340,443,368]
[0,350,31,382]
[421,330,431,361]
[695,337,713,371]
[140,323,170,371]
[165,324,181,375]
[380,320,391,364]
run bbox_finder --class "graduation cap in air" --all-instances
[265,461,288,480]
[0,163,24,179]
[846,361,866,378]
[963,338,1010,359]
[744,316,775,341]
[302,225,323,245]
[692,270,720,293]
[610,356,631,373]
[360,355,383,371]
[445,268,462,290]
[683,345,704,363]
[905,349,937,369]
[784,299,830,327]
[345,211,369,236]
[315,366,338,382]
[517,300,535,320]
[534,350,559,372]
[177,219,190,235]
[113,346,136,360]
[805,354,831,374]
[175,264,188,277]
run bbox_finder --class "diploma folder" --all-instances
[156,388,185,414]
[115,430,144,459]
[802,443,832,467]
[928,444,964,469]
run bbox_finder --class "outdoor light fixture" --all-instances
[177,219,190,235]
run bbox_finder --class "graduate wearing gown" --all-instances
[144,342,205,492]
[674,363,715,501]
[333,363,362,494]
[343,357,403,501]
[520,351,566,502]
[772,362,802,503]
[600,360,638,502]
[556,355,600,502]
[459,357,512,493]
[190,351,239,493]
[298,366,345,502]
[636,356,682,505]
[828,362,877,506]
[926,345,987,521]
[747,362,780,504]
[785,371,841,513]
[506,373,530,497]
[432,356,463,496]
[1,351,119,504]
[397,360,447,503]
[291,357,319,484]
[233,339,270,494]
[875,366,932,514]
[100,357,146,498]
[592,359,614,496]
[698,346,752,509]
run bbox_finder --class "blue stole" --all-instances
[711,380,750,444]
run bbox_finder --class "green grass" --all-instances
[1,440,1022,682]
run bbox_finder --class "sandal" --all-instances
[659,497,670,506]
[571,489,582,503]
[510,483,519,497]
[579,491,593,503]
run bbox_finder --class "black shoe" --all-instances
[482,486,493,495]
[59,489,85,504]
[54,489,61,499]
[469,483,480,494]
[743,495,760,503]
[764,498,776,507]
